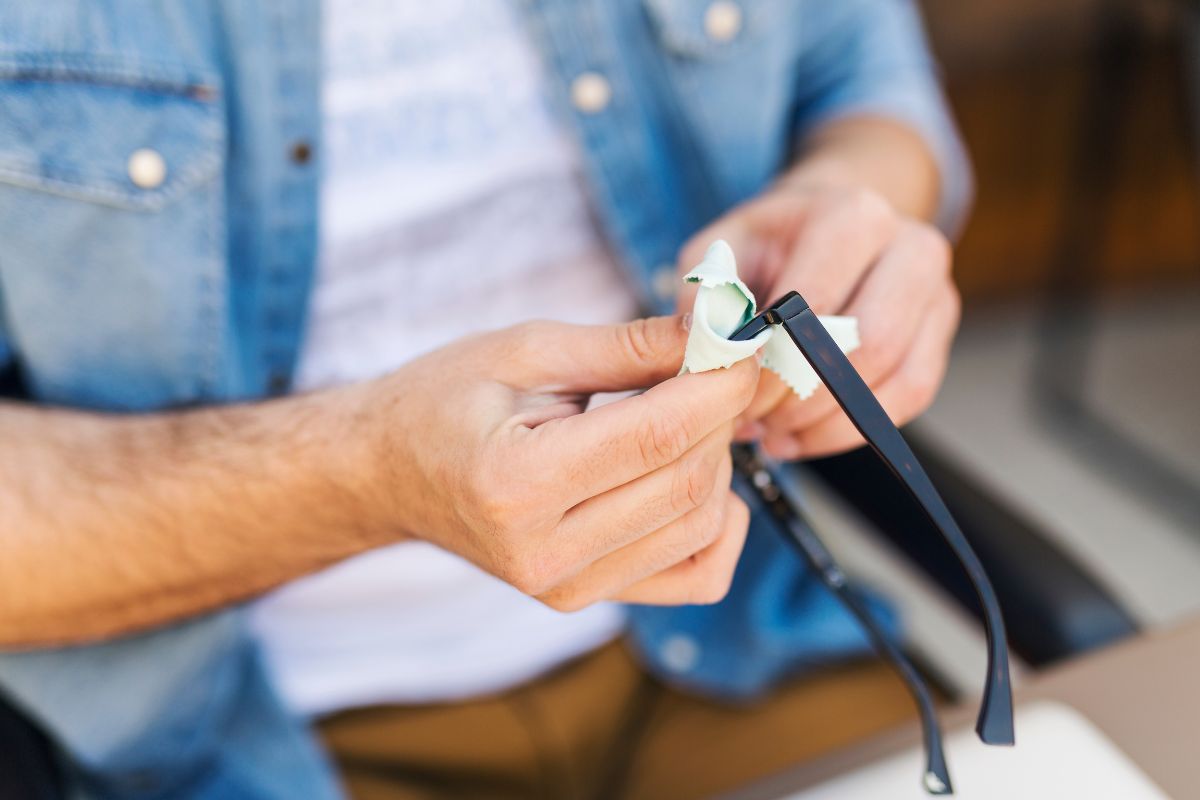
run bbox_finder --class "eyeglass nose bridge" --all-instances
[729,291,811,342]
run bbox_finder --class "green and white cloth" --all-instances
[681,240,860,399]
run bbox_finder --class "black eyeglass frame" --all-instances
[729,291,1015,793]
[731,443,954,795]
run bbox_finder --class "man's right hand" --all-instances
[354,316,760,611]
[0,316,757,646]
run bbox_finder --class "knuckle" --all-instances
[469,455,558,538]
[490,544,527,590]
[908,222,953,274]
[672,451,720,514]
[501,547,561,597]
[468,476,563,594]
[690,492,729,549]
[467,468,501,514]
[808,194,846,230]
[469,468,520,534]
[617,317,663,369]
[843,187,895,229]
[538,586,590,614]
[662,496,726,569]
[638,410,693,468]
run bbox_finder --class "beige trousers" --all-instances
[317,640,915,800]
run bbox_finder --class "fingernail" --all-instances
[734,421,765,442]
[680,313,692,332]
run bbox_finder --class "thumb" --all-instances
[525,315,690,394]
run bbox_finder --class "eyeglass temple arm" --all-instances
[772,303,1014,747]
[732,445,954,795]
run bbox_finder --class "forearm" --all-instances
[784,115,941,222]
[0,386,391,648]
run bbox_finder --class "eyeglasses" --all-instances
[729,291,1015,796]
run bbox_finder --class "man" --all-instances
[0,1,968,798]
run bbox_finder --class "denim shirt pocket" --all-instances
[0,53,230,410]
[0,54,222,210]
[639,0,797,205]
[641,0,775,60]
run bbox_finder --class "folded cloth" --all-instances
[681,240,859,399]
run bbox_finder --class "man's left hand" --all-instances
[677,182,961,461]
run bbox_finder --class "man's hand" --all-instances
[365,316,758,612]
[677,181,960,461]
[0,315,755,646]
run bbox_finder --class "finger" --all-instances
[768,284,960,459]
[839,220,950,385]
[758,369,841,450]
[767,188,898,314]
[614,491,750,606]
[539,455,736,611]
[555,425,733,563]
[757,226,950,443]
[512,315,690,393]
[531,357,758,505]
[733,193,901,436]
[738,369,792,430]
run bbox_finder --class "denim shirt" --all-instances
[0,1,969,797]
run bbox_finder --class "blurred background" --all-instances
[802,0,1200,699]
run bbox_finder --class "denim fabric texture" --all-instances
[0,1,969,796]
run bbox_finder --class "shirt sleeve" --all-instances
[792,0,973,237]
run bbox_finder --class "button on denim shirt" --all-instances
[0,1,970,797]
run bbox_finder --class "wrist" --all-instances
[290,380,411,553]
[780,116,940,221]
[776,151,860,196]
[337,371,433,546]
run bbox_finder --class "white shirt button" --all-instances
[660,634,701,673]
[571,72,612,114]
[704,1,743,43]
[127,148,167,189]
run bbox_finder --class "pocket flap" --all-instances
[642,0,757,59]
[0,55,224,211]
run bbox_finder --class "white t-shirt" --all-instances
[250,0,639,717]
